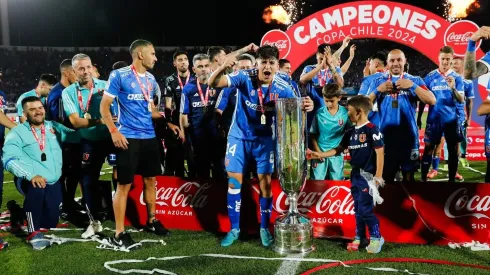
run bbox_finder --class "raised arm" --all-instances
[464,26,490,79]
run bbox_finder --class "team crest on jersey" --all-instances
[131,82,136,88]
[486,145,490,153]
[359,133,366,143]
[250,90,255,96]
[338,119,344,126]
[225,158,230,167]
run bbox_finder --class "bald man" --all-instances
[367,49,435,183]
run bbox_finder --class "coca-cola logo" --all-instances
[444,20,481,56]
[263,185,355,215]
[260,29,291,59]
[140,181,210,209]
[444,188,490,219]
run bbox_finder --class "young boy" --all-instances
[310,84,349,180]
[308,95,385,253]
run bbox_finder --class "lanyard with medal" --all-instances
[196,81,210,114]
[177,71,190,90]
[31,124,46,161]
[257,81,273,125]
[77,82,94,119]
[131,65,152,112]
[317,69,327,87]
[388,72,403,108]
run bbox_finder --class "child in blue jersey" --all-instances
[358,52,387,127]
[310,84,350,180]
[308,95,385,253]
[367,49,435,183]
[421,46,465,182]
[208,45,314,247]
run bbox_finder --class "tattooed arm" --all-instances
[464,26,490,79]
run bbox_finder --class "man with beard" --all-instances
[3,96,76,250]
[421,46,464,183]
[101,39,181,249]
[180,54,224,179]
[367,49,435,183]
[62,54,112,221]
[208,45,314,247]
[464,26,490,182]
[164,51,194,178]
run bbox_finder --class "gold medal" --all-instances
[84,113,91,119]
[261,114,266,125]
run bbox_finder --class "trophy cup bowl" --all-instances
[274,97,314,255]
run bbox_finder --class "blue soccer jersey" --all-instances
[46,82,67,122]
[340,122,384,175]
[369,72,427,148]
[216,87,237,131]
[225,70,296,141]
[424,69,464,125]
[180,79,218,137]
[359,72,384,126]
[105,66,160,139]
[456,78,474,123]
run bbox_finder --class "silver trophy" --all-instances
[274,97,313,254]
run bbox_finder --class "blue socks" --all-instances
[227,178,242,230]
[432,157,440,171]
[260,197,272,229]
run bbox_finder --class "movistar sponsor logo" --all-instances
[245,100,275,112]
[127,94,146,100]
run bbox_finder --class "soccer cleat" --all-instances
[347,239,360,251]
[440,164,448,171]
[221,229,240,247]
[427,170,438,179]
[146,219,170,236]
[366,237,385,254]
[455,173,464,181]
[460,158,469,168]
[110,231,140,250]
[0,238,8,250]
[81,220,103,239]
[27,231,50,250]
[260,228,274,247]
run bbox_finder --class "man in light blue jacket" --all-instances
[3,96,76,250]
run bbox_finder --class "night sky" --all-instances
[2,0,490,47]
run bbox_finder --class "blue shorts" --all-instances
[424,120,463,145]
[485,127,490,158]
[225,136,274,175]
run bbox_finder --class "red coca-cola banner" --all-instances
[126,176,490,245]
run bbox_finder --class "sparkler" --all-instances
[443,0,480,22]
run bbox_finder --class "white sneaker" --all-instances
[81,220,102,239]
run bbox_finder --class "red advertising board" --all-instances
[126,176,490,245]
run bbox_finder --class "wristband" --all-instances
[410,83,418,93]
[110,127,118,134]
[467,40,476,52]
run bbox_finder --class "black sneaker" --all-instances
[111,231,140,250]
[146,219,170,236]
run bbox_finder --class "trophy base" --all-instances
[273,213,314,255]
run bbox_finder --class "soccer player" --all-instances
[3,96,76,250]
[279,59,301,96]
[180,53,224,179]
[358,52,386,127]
[208,46,227,72]
[310,84,349,180]
[367,49,435,183]
[164,51,193,177]
[216,54,255,134]
[464,26,490,181]
[101,39,181,249]
[17,74,57,123]
[421,46,465,183]
[0,83,15,209]
[47,59,80,218]
[62,53,110,219]
[308,95,385,253]
[339,44,356,75]
[208,45,314,247]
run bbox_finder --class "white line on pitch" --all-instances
[275,254,303,275]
